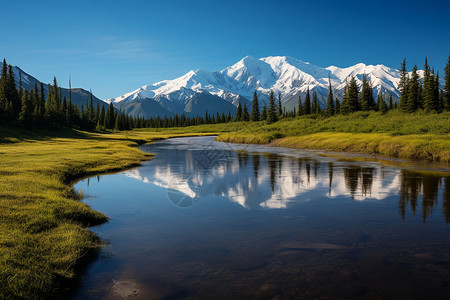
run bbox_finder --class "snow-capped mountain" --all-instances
[106,55,422,118]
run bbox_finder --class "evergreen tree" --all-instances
[242,103,250,121]
[234,102,242,121]
[444,54,450,111]
[19,90,32,125]
[346,76,360,112]
[335,97,340,114]
[249,90,260,121]
[360,74,375,111]
[304,87,311,115]
[340,86,350,115]
[388,94,394,110]
[377,93,387,113]
[266,90,278,123]
[312,92,320,114]
[406,64,420,112]
[326,77,334,116]
[398,58,409,110]
[104,102,115,129]
[0,59,8,115]
[423,57,437,112]
[7,65,20,117]
[277,94,283,116]
[434,72,441,112]
[261,104,267,120]
[297,94,303,116]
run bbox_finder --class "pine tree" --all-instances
[234,102,242,121]
[434,72,441,112]
[346,76,360,112]
[104,102,115,129]
[261,104,267,120]
[0,59,8,115]
[340,86,350,115]
[277,94,283,116]
[377,93,387,113]
[19,90,32,125]
[312,92,320,114]
[242,103,249,121]
[405,64,420,112]
[266,90,278,123]
[442,54,450,111]
[297,94,303,116]
[423,57,436,112]
[398,58,409,110]
[6,65,20,117]
[304,87,311,115]
[326,76,334,116]
[360,74,375,111]
[250,90,260,121]
[335,97,340,114]
[388,94,394,110]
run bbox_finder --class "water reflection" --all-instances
[122,137,450,223]
[74,137,450,299]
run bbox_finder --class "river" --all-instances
[72,136,450,299]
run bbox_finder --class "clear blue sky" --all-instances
[2,0,449,99]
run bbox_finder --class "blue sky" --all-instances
[2,0,449,99]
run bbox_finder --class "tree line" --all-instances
[1,55,449,131]
[0,59,234,131]
[232,54,450,124]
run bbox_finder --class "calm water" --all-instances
[73,136,450,299]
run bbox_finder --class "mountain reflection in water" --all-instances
[119,137,450,223]
[74,137,450,299]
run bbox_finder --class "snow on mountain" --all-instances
[106,55,429,117]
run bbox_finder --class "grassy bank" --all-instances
[0,126,222,299]
[216,111,450,163]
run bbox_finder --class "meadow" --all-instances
[0,110,449,298]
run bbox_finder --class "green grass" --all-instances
[0,126,222,299]
[215,110,450,163]
[0,110,449,298]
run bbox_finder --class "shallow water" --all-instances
[73,136,450,299]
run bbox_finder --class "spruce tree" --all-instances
[19,90,32,125]
[444,54,450,111]
[335,97,340,114]
[234,102,242,121]
[326,76,334,116]
[297,94,303,116]
[377,93,387,113]
[340,86,350,115]
[388,94,394,110]
[406,64,420,112]
[242,103,249,121]
[304,87,311,115]
[423,57,436,112]
[266,90,278,123]
[0,59,8,115]
[312,92,320,114]
[250,90,260,121]
[398,58,409,110]
[360,74,375,111]
[434,72,441,112]
[346,76,360,112]
[5,65,20,118]
[277,94,283,116]
[261,104,267,120]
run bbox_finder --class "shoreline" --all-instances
[216,132,450,168]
